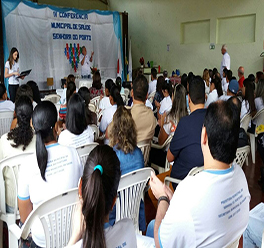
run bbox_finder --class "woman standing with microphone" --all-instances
[4,47,21,102]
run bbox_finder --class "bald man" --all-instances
[220,44,230,78]
[238,66,245,89]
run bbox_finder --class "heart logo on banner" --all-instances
[64,43,81,72]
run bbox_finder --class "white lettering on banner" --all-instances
[218,188,246,220]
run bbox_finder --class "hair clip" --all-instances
[94,165,103,175]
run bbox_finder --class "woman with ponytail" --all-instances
[66,145,137,248]
[0,95,35,213]
[18,101,83,248]
[99,85,124,143]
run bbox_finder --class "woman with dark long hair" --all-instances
[58,93,94,148]
[241,78,256,118]
[205,78,223,108]
[0,95,35,213]
[66,145,136,248]
[78,87,97,125]
[18,101,82,247]
[4,47,21,102]
[89,71,104,99]
[99,85,124,140]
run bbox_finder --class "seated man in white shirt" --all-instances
[148,68,157,95]
[219,78,239,101]
[149,99,250,248]
[0,83,15,112]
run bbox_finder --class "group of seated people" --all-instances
[0,64,263,247]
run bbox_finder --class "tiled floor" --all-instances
[144,150,264,248]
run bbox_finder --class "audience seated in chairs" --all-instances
[59,74,75,105]
[205,77,223,108]
[148,100,250,248]
[167,75,206,190]
[58,93,94,148]
[66,145,137,248]
[78,87,97,125]
[149,83,188,169]
[99,85,123,143]
[0,95,35,213]
[108,106,146,231]
[59,81,76,121]
[26,80,41,105]
[131,75,156,143]
[18,101,83,248]
[89,71,104,99]
[0,83,15,112]
[148,68,157,95]
[98,78,114,112]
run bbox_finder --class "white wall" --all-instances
[109,0,264,77]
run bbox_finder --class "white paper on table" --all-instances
[136,234,155,248]
[250,202,264,221]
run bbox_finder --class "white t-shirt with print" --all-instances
[5,61,19,85]
[69,218,137,248]
[99,104,117,133]
[159,96,172,115]
[205,89,218,108]
[159,163,250,248]
[0,100,15,112]
[18,143,83,247]
[79,54,91,76]
[58,126,94,148]
[255,97,264,112]
[99,96,111,111]
[148,79,157,95]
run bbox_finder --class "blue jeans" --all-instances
[243,211,264,248]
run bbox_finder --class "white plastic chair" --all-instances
[248,108,264,164]
[43,94,61,104]
[0,152,33,248]
[88,103,96,113]
[90,124,99,141]
[0,111,13,137]
[234,145,250,167]
[137,140,151,167]
[97,110,104,128]
[90,96,101,113]
[150,135,173,174]
[164,166,204,187]
[116,168,154,234]
[120,93,127,105]
[148,91,156,104]
[240,113,251,132]
[9,188,79,248]
[76,142,99,167]
[124,88,130,99]
[226,235,241,248]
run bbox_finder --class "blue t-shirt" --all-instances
[110,146,146,231]
[170,108,206,181]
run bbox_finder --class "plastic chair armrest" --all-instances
[164,176,181,187]
[8,223,22,239]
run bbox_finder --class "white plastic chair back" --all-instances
[97,110,104,127]
[9,188,79,248]
[54,103,60,120]
[44,94,61,104]
[151,135,173,174]
[88,103,96,113]
[234,145,250,167]
[56,89,64,98]
[0,111,13,137]
[124,88,130,99]
[116,168,154,234]
[262,229,264,247]
[76,142,99,167]
[226,235,240,248]
[164,166,204,187]
[120,93,127,105]
[148,91,156,104]
[90,124,99,141]
[240,113,251,132]
[137,140,151,167]
[0,152,33,248]
[90,96,101,113]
